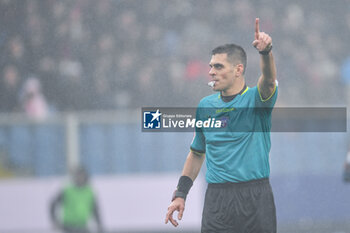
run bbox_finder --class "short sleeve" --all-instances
[190,104,206,154]
[256,80,278,108]
[190,129,206,154]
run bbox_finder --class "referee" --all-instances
[165,18,278,233]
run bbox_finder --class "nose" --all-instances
[209,67,216,77]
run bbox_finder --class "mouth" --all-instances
[208,81,216,88]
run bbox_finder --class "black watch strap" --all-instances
[259,44,272,55]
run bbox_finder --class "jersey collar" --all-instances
[219,84,248,102]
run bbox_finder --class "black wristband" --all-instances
[172,176,193,201]
[172,190,187,201]
[259,44,272,55]
[177,176,193,194]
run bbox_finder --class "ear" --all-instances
[235,64,244,77]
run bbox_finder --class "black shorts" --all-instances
[201,178,276,233]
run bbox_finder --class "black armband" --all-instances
[171,176,193,201]
[259,44,272,55]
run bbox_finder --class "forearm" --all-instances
[172,151,204,201]
[258,52,277,99]
[181,150,205,182]
[261,51,276,82]
[253,18,277,99]
[93,202,102,227]
[50,192,63,226]
[50,202,58,224]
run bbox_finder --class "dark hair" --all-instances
[211,44,247,74]
[72,165,89,186]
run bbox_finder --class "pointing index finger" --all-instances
[255,18,260,40]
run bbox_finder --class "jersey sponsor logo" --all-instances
[216,107,235,114]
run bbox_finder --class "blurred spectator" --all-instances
[0,65,21,112]
[57,57,91,111]
[8,36,25,65]
[185,59,209,81]
[19,77,49,120]
[50,166,103,233]
[0,0,348,111]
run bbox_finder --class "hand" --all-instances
[165,197,185,227]
[252,18,272,52]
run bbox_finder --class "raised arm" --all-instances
[165,150,205,227]
[252,18,277,100]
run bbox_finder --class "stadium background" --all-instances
[0,0,349,232]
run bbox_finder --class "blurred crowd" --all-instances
[0,0,349,118]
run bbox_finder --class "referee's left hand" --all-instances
[165,197,185,227]
[252,18,272,52]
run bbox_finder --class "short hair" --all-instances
[211,44,247,74]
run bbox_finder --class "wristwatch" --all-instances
[259,44,272,55]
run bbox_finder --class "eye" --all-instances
[214,64,223,69]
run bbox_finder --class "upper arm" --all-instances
[258,75,276,101]
[257,77,277,103]
[254,82,278,111]
[190,104,206,153]
[190,130,206,154]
